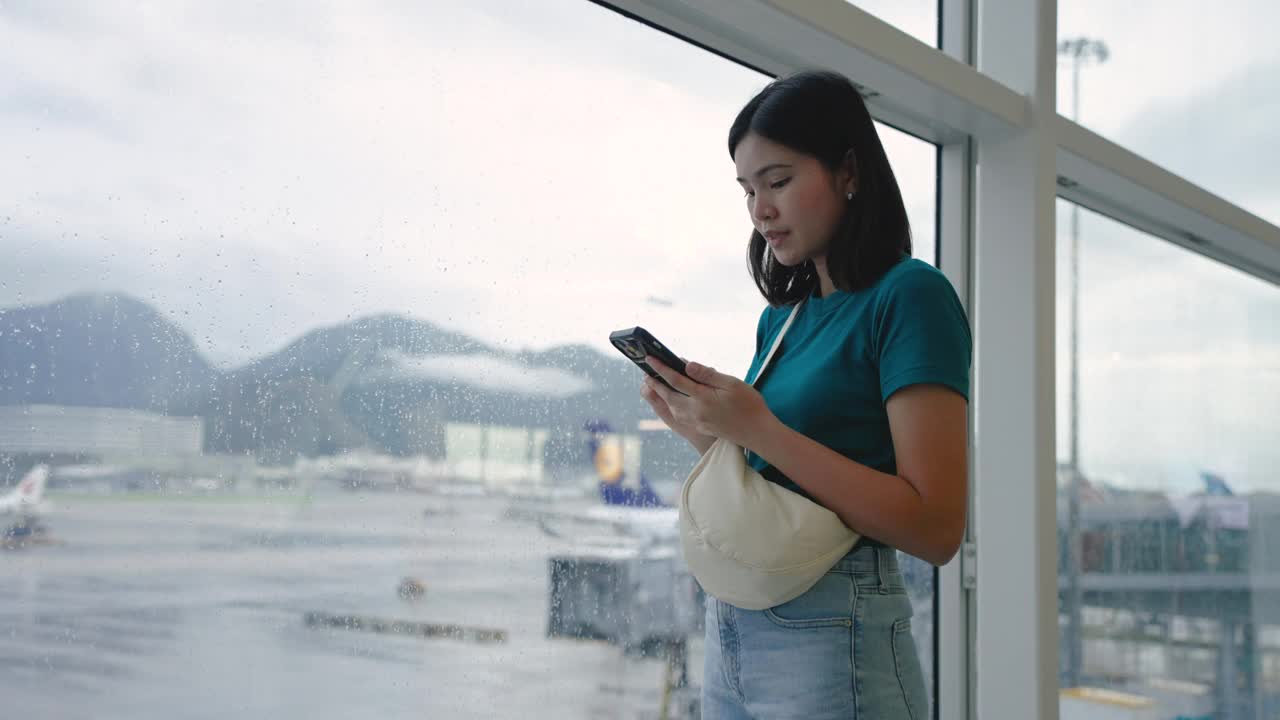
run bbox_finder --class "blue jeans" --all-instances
[701,542,929,719]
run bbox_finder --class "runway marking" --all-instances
[303,611,508,644]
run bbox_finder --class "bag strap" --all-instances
[749,299,804,389]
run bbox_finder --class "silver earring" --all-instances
[846,191,854,201]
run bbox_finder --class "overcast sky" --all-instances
[1,0,1276,491]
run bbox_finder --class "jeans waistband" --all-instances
[828,538,901,588]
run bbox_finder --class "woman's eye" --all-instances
[770,178,791,190]
[743,190,755,198]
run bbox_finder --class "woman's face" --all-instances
[733,132,854,268]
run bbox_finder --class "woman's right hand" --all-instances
[640,377,716,455]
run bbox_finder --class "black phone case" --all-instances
[609,327,689,394]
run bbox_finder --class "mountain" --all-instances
[240,313,486,385]
[187,372,372,465]
[0,293,215,411]
[0,293,656,464]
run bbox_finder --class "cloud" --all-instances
[1053,201,1280,491]
[1058,0,1280,130]
[6,0,1273,490]
[1109,59,1280,225]
[359,350,595,398]
[1058,0,1280,224]
[0,0,939,378]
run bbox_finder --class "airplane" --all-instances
[508,420,678,550]
[2,464,51,540]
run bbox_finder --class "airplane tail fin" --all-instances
[1201,471,1234,497]
[584,420,668,509]
[9,465,50,508]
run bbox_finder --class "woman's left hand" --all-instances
[643,356,776,449]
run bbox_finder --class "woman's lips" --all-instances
[766,232,790,246]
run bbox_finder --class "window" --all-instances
[1059,0,1280,226]
[1056,199,1280,718]
[1,1,940,716]
[848,0,938,48]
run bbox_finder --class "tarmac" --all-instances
[0,489,702,719]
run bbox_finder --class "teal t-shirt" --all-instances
[743,257,971,501]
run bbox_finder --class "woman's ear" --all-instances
[841,149,859,195]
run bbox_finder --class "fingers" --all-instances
[640,380,665,410]
[685,361,734,389]
[683,361,716,386]
[640,380,683,431]
[643,373,680,406]
[644,356,702,396]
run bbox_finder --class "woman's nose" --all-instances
[753,198,777,223]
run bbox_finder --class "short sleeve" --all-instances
[875,266,972,404]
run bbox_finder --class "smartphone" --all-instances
[609,327,690,394]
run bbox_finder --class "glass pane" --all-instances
[1059,1,1280,226]
[848,0,938,47]
[0,1,937,716]
[1056,199,1280,718]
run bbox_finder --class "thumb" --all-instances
[685,361,733,388]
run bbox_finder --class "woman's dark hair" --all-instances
[729,70,911,305]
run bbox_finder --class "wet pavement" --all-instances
[0,490,699,719]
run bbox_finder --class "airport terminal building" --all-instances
[0,404,204,459]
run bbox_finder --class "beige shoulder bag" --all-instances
[678,299,860,610]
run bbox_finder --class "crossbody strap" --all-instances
[749,299,804,389]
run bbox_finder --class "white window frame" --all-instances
[594,1,1280,718]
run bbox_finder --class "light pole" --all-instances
[1058,36,1109,691]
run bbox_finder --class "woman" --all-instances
[641,70,971,719]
